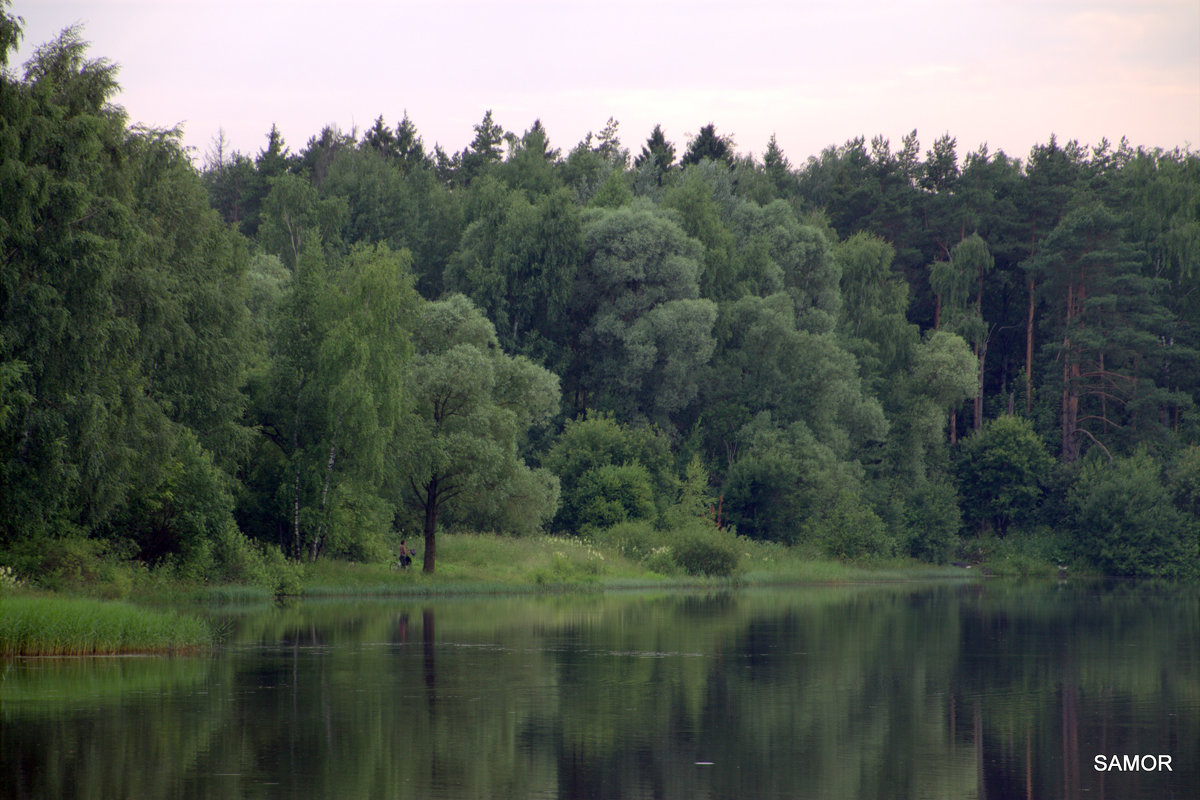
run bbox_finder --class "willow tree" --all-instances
[399,294,560,573]
[566,204,716,429]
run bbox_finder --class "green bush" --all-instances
[1070,449,1197,578]
[671,524,740,577]
[956,415,1053,536]
[1167,445,1200,519]
[9,536,106,591]
[208,525,302,594]
[0,564,23,593]
[643,545,681,576]
[903,482,961,564]
[576,463,658,532]
[593,520,665,563]
[545,413,676,533]
[811,490,895,560]
[590,520,739,577]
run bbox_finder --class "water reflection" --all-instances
[1,582,1197,799]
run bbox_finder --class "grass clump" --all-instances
[0,595,213,656]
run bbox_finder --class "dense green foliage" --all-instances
[2,8,1197,581]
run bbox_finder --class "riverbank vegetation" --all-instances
[2,3,1198,608]
[0,595,212,656]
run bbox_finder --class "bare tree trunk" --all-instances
[1026,277,1035,415]
[1062,343,1079,461]
[309,440,338,562]
[291,388,304,560]
[1061,267,1086,462]
[974,275,987,431]
[974,336,988,432]
[423,477,438,574]
[292,426,302,560]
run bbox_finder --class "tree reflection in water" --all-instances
[1,583,1195,799]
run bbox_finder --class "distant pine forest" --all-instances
[2,14,1198,582]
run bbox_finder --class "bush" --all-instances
[593,520,665,563]
[545,413,676,533]
[671,524,740,577]
[591,520,740,577]
[208,526,301,594]
[903,482,961,564]
[9,536,107,591]
[1070,449,1197,578]
[1167,445,1200,519]
[0,565,23,593]
[575,463,658,533]
[811,490,895,560]
[956,415,1053,536]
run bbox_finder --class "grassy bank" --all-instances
[0,532,981,655]
[293,532,973,598]
[0,595,214,656]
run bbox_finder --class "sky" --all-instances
[7,0,1200,168]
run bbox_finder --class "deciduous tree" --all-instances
[398,295,560,572]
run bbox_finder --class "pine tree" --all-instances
[681,123,734,167]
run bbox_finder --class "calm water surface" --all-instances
[2,581,1197,799]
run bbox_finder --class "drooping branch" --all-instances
[1075,427,1113,462]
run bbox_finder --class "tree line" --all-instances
[2,11,1197,580]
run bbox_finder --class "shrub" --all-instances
[575,463,658,532]
[1070,449,1197,578]
[957,415,1053,536]
[12,536,106,591]
[0,565,23,593]
[1167,445,1200,519]
[545,413,675,533]
[903,482,962,564]
[593,520,665,563]
[812,490,895,560]
[671,524,740,577]
[643,546,680,576]
[591,519,739,577]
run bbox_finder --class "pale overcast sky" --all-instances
[8,0,1200,166]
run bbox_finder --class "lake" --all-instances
[2,580,1197,799]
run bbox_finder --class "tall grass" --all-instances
[0,595,213,656]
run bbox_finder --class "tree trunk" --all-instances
[422,477,438,574]
[291,389,303,560]
[974,336,988,432]
[1061,282,1081,462]
[1061,263,1089,462]
[975,274,986,431]
[292,465,302,560]
[1025,276,1035,415]
[309,440,338,562]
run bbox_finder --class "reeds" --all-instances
[0,595,213,656]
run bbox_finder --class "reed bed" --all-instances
[0,595,213,656]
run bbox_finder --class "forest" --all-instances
[2,9,1198,584]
